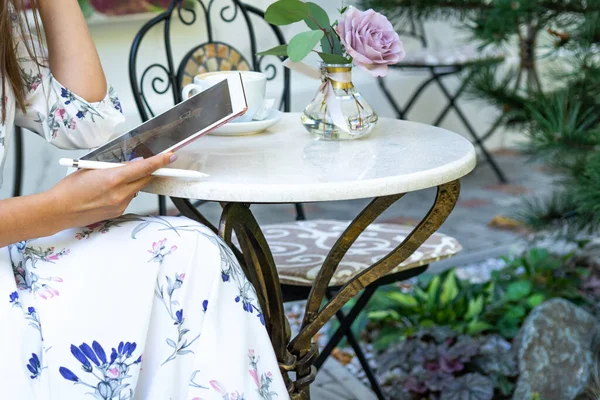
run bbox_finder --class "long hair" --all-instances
[1,0,43,121]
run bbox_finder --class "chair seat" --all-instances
[260,220,462,287]
[395,45,505,68]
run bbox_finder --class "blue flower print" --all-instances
[235,284,264,325]
[25,307,42,338]
[27,353,42,379]
[221,271,230,282]
[60,88,73,105]
[59,366,79,382]
[76,111,84,119]
[202,300,208,312]
[71,345,93,372]
[9,291,19,305]
[155,271,200,365]
[60,340,142,399]
[109,86,123,114]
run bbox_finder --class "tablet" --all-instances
[81,74,247,163]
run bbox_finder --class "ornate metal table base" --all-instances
[174,180,460,399]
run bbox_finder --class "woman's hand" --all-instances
[48,153,176,230]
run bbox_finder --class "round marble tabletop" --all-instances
[144,113,477,203]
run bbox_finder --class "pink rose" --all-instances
[336,6,405,77]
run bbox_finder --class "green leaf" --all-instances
[386,292,419,308]
[412,286,428,302]
[330,30,343,55]
[427,275,441,308]
[505,281,532,301]
[265,0,310,26]
[466,320,494,335]
[465,296,485,320]
[287,30,324,62]
[367,310,401,321]
[526,293,545,308]
[373,331,402,351]
[303,2,337,53]
[420,319,436,328]
[317,52,350,64]
[505,305,527,319]
[304,2,330,31]
[440,271,459,306]
[257,44,289,57]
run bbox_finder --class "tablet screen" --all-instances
[82,79,233,163]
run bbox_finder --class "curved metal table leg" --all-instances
[178,180,461,399]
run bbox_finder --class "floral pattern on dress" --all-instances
[152,239,201,365]
[3,215,287,399]
[9,241,68,299]
[59,341,143,400]
[109,86,123,114]
[19,60,44,93]
[78,215,266,326]
[9,290,46,380]
[203,350,279,400]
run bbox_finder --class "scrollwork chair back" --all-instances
[128,0,296,216]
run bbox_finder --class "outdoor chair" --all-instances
[258,220,462,399]
[129,2,463,398]
[11,126,24,197]
[378,19,508,183]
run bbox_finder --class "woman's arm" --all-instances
[0,153,176,248]
[38,0,107,102]
[0,193,64,248]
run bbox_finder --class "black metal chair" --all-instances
[379,20,509,183]
[128,0,304,219]
[9,126,24,197]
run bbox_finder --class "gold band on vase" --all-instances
[325,66,354,90]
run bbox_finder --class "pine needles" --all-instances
[364,0,600,232]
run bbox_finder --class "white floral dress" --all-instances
[0,27,288,400]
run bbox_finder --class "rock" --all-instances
[513,298,599,400]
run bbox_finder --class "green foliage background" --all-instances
[361,0,600,232]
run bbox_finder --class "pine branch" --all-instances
[361,0,600,17]
[574,152,600,226]
[465,66,531,125]
[516,191,582,231]
[521,89,600,172]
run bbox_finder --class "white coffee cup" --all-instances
[182,71,267,123]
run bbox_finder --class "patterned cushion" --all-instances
[260,220,462,287]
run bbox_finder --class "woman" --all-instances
[0,1,288,399]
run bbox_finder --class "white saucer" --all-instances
[209,109,283,136]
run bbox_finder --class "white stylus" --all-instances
[59,158,209,179]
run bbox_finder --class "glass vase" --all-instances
[301,63,378,141]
